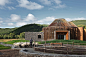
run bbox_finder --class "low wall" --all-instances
[19,48,86,57]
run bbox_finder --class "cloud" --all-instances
[39,0,66,9]
[53,0,66,8]
[16,22,27,26]
[35,17,55,24]
[0,17,2,20]
[0,0,10,6]
[8,7,15,10]
[39,0,51,5]
[0,21,3,23]
[17,0,44,10]
[36,17,86,24]
[24,14,36,21]
[54,4,66,8]
[10,14,21,22]
[65,17,86,21]
[54,0,62,5]
[8,23,14,26]
[0,0,15,10]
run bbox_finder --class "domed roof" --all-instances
[69,22,77,27]
[49,18,77,27]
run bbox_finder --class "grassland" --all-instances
[3,40,29,44]
[38,39,86,45]
[72,20,86,26]
[0,44,11,50]
[2,39,86,45]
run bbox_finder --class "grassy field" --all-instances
[0,44,11,50]
[38,39,86,45]
[1,39,86,45]
[0,39,25,42]
[3,40,29,44]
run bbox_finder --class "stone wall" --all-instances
[25,32,44,41]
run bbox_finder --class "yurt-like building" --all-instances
[42,18,84,41]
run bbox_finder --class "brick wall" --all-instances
[25,32,44,41]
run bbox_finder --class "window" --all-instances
[38,35,41,39]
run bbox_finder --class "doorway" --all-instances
[58,35,66,40]
[56,31,67,40]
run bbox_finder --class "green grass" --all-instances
[38,39,86,45]
[3,39,86,45]
[3,40,29,44]
[0,44,11,50]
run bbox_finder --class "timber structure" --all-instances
[42,18,84,41]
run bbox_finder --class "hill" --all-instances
[71,20,86,29]
[0,24,48,35]
[11,24,48,35]
[0,28,17,35]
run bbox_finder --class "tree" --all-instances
[19,32,25,39]
[3,35,7,39]
[9,33,15,39]
[15,35,20,39]
[0,35,3,39]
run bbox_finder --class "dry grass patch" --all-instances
[0,39,25,42]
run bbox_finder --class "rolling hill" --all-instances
[72,20,86,26]
[71,20,86,28]
[11,24,48,35]
[0,24,48,35]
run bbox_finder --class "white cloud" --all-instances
[16,22,27,26]
[39,0,51,5]
[39,0,66,9]
[54,0,62,5]
[8,23,14,26]
[0,0,15,10]
[0,21,3,23]
[53,0,66,8]
[36,17,86,24]
[17,0,44,10]
[10,14,21,22]
[0,17,2,20]
[24,14,36,21]
[0,0,10,6]
[36,17,55,24]
[65,17,86,21]
[54,4,66,8]
[8,7,15,10]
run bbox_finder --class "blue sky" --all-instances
[0,0,86,28]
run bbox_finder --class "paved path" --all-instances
[0,42,13,47]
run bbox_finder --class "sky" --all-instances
[0,0,86,28]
